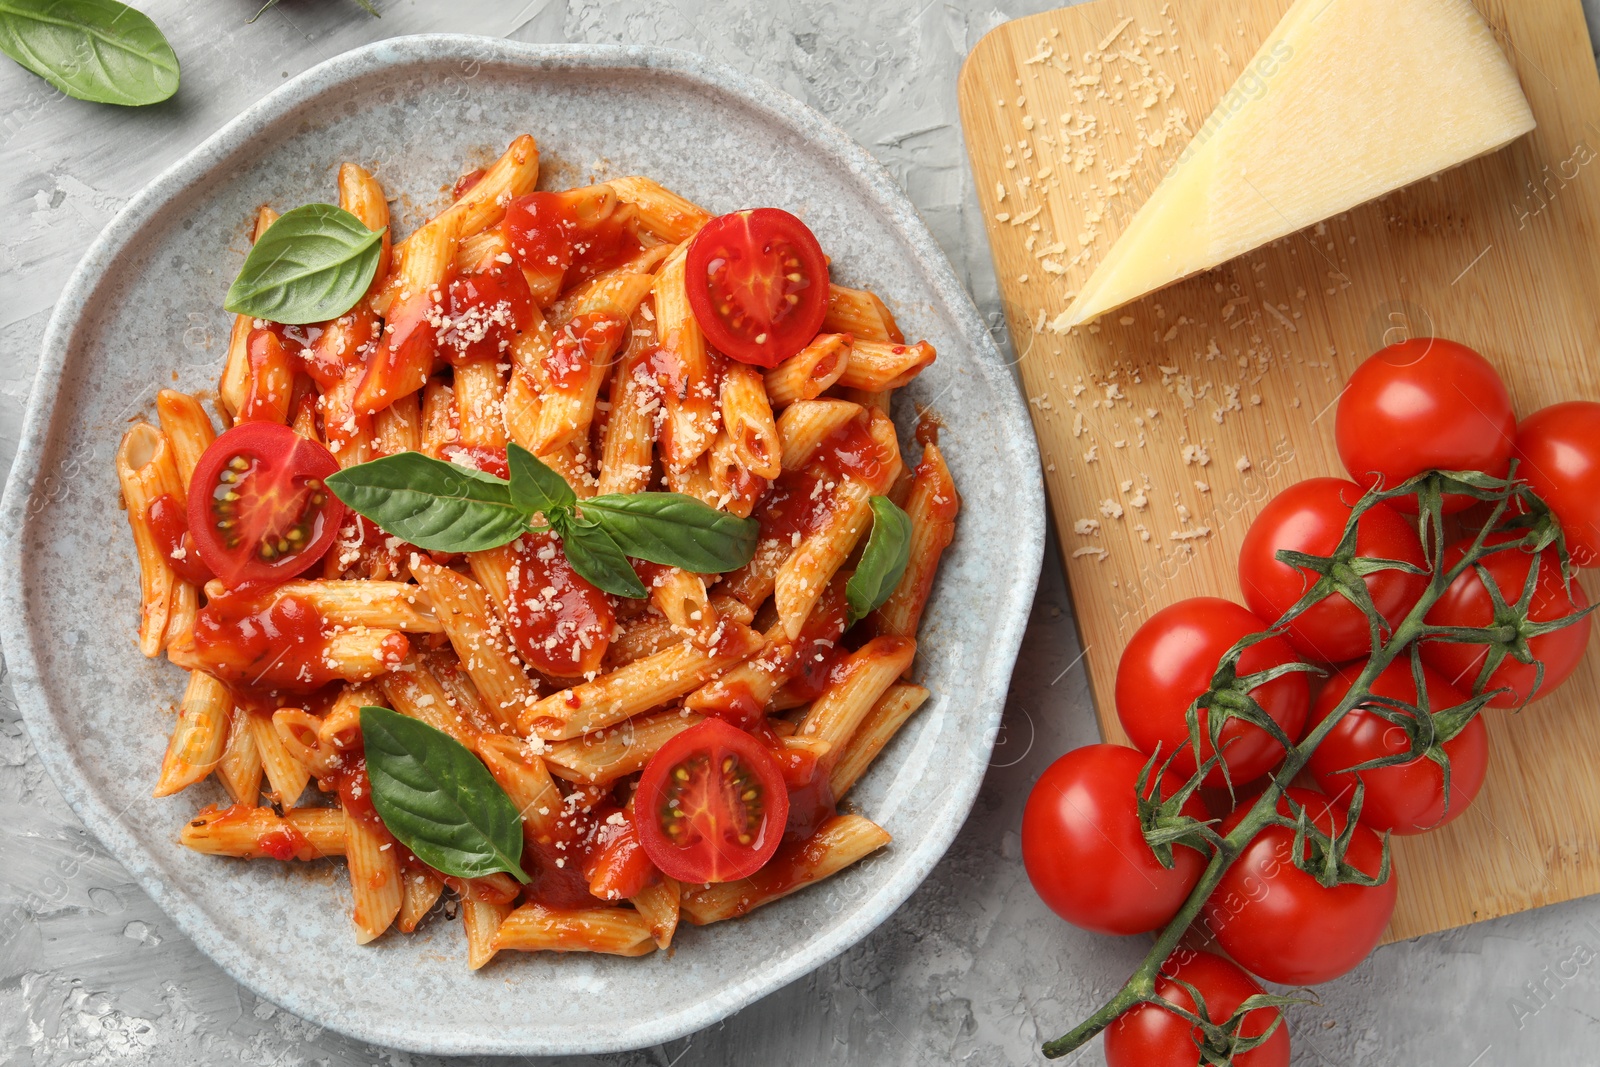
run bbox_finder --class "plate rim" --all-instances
[0,35,1044,1056]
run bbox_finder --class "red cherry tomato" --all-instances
[186,423,346,589]
[504,531,615,678]
[1021,744,1208,935]
[684,208,830,368]
[1205,788,1397,986]
[1335,339,1516,513]
[1115,598,1310,785]
[1514,401,1600,567]
[1238,478,1428,663]
[635,718,789,883]
[1422,533,1592,707]
[1307,660,1489,835]
[1105,950,1290,1067]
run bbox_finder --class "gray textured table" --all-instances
[6,2,1600,1064]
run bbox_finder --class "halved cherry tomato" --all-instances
[1105,950,1290,1067]
[1115,598,1310,785]
[1422,533,1593,707]
[1022,744,1209,935]
[1206,787,1397,986]
[187,422,346,589]
[1307,660,1489,835]
[684,208,830,368]
[1513,401,1600,567]
[504,531,615,678]
[1237,478,1428,664]
[635,718,789,883]
[1335,339,1516,513]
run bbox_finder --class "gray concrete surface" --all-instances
[5,2,1600,1064]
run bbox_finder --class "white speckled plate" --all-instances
[0,37,1043,1056]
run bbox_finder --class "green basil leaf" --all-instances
[507,442,576,518]
[0,0,178,106]
[560,517,648,599]
[581,493,759,574]
[224,203,385,325]
[325,452,529,553]
[358,706,529,883]
[846,496,912,624]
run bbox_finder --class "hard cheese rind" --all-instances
[1063,0,1536,327]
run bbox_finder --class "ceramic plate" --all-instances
[0,37,1043,1056]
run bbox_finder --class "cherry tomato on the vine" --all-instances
[1115,598,1310,786]
[1422,533,1592,708]
[1335,338,1516,514]
[1021,744,1208,936]
[1513,401,1600,567]
[1307,660,1489,835]
[684,208,830,368]
[1238,478,1428,664]
[1205,788,1397,986]
[1104,950,1290,1067]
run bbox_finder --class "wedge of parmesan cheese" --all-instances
[1062,0,1535,328]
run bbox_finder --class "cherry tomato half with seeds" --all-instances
[1105,950,1290,1067]
[1021,744,1208,935]
[186,422,346,589]
[636,718,789,883]
[1307,660,1489,835]
[1513,401,1600,567]
[1422,533,1593,708]
[1334,338,1516,514]
[1115,598,1310,786]
[685,208,830,368]
[1206,787,1397,986]
[1238,478,1428,664]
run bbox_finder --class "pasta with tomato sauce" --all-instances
[117,134,960,962]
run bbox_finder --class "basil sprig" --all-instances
[846,496,912,623]
[0,0,179,106]
[325,443,759,599]
[359,706,528,883]
[224,203,386,325]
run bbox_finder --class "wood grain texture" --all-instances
[960,0,1600,941]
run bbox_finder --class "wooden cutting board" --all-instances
[960,0,1600,942]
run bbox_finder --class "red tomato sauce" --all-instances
[441,444,510,479]
[191,591,343,692]
[544,312,627,389]
[437,264,534,365]
[505,532,615,678]
[145,493,215,586]
[815,415,889,484]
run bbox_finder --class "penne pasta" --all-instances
[345,809,402,944]
[828,683,929,799]
[410,558,537,728]
[474,735,564,841]
[153,670,230,797]
[179,803,346,859]
[250,709,311,808]
[776,399,864,471]
[453,357,508,449]
[651,243,717,469]
[798,637,917,765]
[870,439,960,641]
[680,815,890,925]
[835,339,935,392]
[630,877,682,950]
[464,896,515,969]
[215,703,263,806]
[116,423,188,657]
[542,708,704,785]
[764,333,851,408]
[719,362,783,479]
[774,478,875,638]
[154,390,216,487]
[219,205,279,420]
[607,175,711,243]
[398,867,445,934]
[437,134,538,240]
[522,621,763,739]
[492,903,656,956]
[824,283,904,343]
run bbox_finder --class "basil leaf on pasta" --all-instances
[846,495,912,624]
[224,203,386,324]
[508,442,577,518]
[582,492,759,574]
[560,517,648,599]
[0,0,179,106]
[358,706,529,883]
[326,452,527,553]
